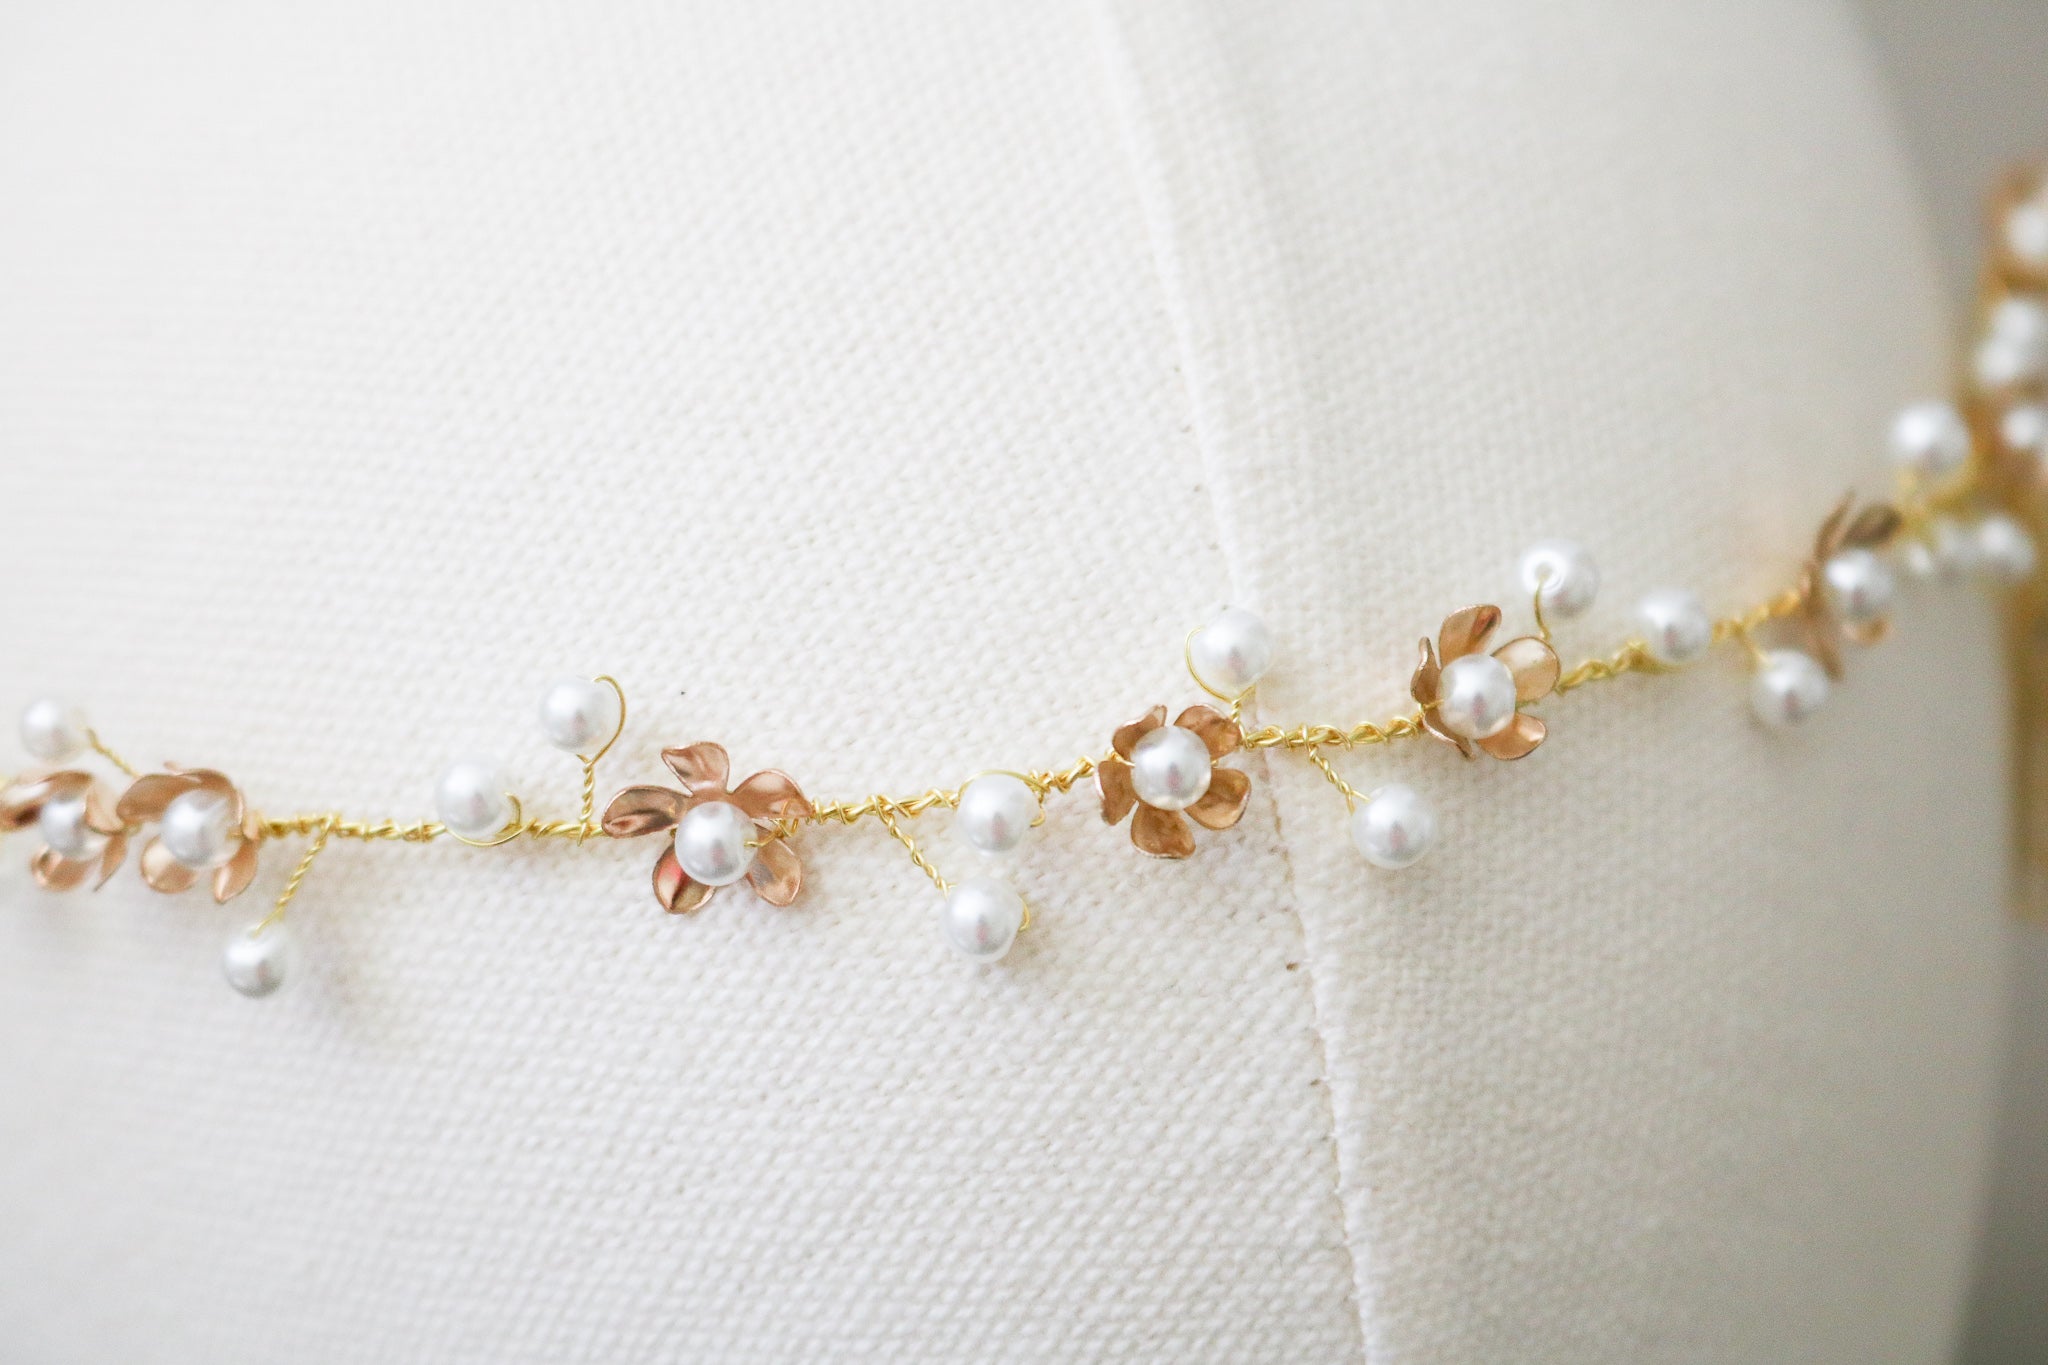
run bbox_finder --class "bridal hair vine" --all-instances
[7,169,2048,998]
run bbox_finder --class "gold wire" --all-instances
[574,675,628,841]
[873,805,951,896]
[446,794,528,848]
[254,815,338,934]
[84,729,140,779]
[1305,745,1362,812]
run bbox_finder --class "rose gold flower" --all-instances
[0,771,128,890]
[1797,494,1903,680]
[1096,704,1250,859]
[600,742,812,913]
[1410,604,1560,760]
[116,768,264,903]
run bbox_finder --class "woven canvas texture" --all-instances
[0,1,2010,1361]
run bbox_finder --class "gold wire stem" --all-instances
[254,815,338,934]
[84,729,140,779]
[1554,641,1661,694]
[1241,715,1427,751]
[574,675,628,840]
[873,805,951,896]
[1531,580,1553,644]
[1305,745,1362,811]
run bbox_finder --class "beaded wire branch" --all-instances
[6,168,2048,997]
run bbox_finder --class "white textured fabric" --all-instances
[0,1,2009,1362]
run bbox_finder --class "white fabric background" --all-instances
[0,1,2011,1361]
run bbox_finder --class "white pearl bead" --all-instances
[2002,402,2048,460]
[940,875,1025,963]
[1887,400,1970,477]
[1188,607,1275,698]
[1436,653,1518,741]
[1128,725,1214,812]
[160,790,241,870]
[1635,588,1713,667]
[537,676,622,753]
[19,698,88,764]
[37,791,105,862]
[222,923,293,998]
[1349,783,1437,870]
[1975,512,2038,584]
[956,773,1039,855]
[1517,539,1599,618]
[1750,649,1830,728]
[1975,299,2048,391]
[2006,194,2048,271]
[1821,548,1896,626]
[674,800,757,886]
[436,760,514,842]
[1902,515,1978,583]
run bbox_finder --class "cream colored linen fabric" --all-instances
[0,1,2009,1361]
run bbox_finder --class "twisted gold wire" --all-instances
[255,814,337,933]
[873,805,950,895]
[84,729,140,779]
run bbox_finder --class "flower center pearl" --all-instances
[1822,548,1896,626]
[37,792,104,862]
[1129,725,1213,812]
[1436,654,1519,740]
[160,790,240,870]
[674,801,758,887]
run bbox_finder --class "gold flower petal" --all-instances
[1476,711,1546,761]
[33,847,90,891]
[1410,638,1442,708]
[601,786,685,838]
[747,837,803,907]
[1174,705,1241,760]
[1844,619,1891,648]
[0,778,53,831]
[730,770,812,823]
[140,837,199,894]
[1187,766,1250,831]
[1438,605,1501,663]
[1814,493,1854,560]
[1494,635,1561,703]
[1131,804,1196,859]
[653,845,716,914]
[1097,756,1138,825]
[661,743,731,796]
[117,772,200,825]
[94,831,127,889]
[214,838,260,903]
[178,770,245,827]
[84,785,124,836]
[1844,502,1903,550]
[1112,705,1167,761]
[1801,588,1846,680]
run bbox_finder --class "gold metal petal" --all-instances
[213,838,259,903]
[41,770,93,801]
[1799,586,1846,680]
[176,769,245,827]
[1476,711,1546,760]
[730,770,812,823]
[661,743,730,796]
[1174,705,1241,760]
[1410,638,1441,708]
[140,837,199,894]
[1186,766,1250,831]
[1097,756,1138,824]
[601,786,685,838]
[1844,618,1891,648]
[83,784,124,836]
[747,836,803,907]
[1813,494,1853,560]
[1438,605,1501,663]
[1131,804,1196,859]
[653,845,716,914]
[1844,502,1903,550]
[33,847,90,891]
[1112,705,1167,761]
[117,772,200,824]
[1494,635,1561,703]
[0,778,53,830]
[94,831,127,889]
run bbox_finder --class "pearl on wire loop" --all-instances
[435,760,524,846]
[19,698,89,764]
[1186,607,1275,702]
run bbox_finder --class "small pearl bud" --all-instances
[223,922,293,998]
[940,876,1026,962]
[20,698,89,764]
[674,801,757,886]
[1436,654,1518,741]
[1635,589,1713,667]
[1751,649,1830,728]
[1821,548,1896,626]
[1187,607,1275,699]
[1349,784,1437,870]
[1975,512,2037,584]
[1887,400,1970,478]
[160,790,241,870]
[538,677,622,754]
[1518,540,1599,618]
[1128,726,1214,812]
[436,760,514,842]
[956,773,1039,856]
